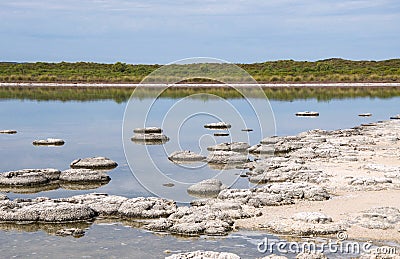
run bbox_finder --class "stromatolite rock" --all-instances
[207,142,250,152]
[60,169,110,182]
[55,228,85,237]
[204,122,231,129]
[165,251,240,259]
[207,151,248,164]
[64,193,128,215]
[218,182,330,207]
[353,207,400,230]
[260,212,345,236]
[0,198,97,222]
[0,169,61,186]
[131,133,169,144]
[33,138,65,146]
[0,130,17,134]
[168,150,206,162]
[118,197,177,218]
[133,127,162,133]
[70,157,118,169]
[187,179,226,198]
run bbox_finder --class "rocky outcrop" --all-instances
[165,251,240,259]
[187,179,226,198]
[70,156,118,169]
[60,169,110,182]
[218,182,330,207]
[207,142,250,152]
[32,138,65,146]
[353,207,400,230]
[260,212,346,236]
[168,150,206,162]
[131,133,170,144]
[0,169,61,186]
[207,151,248,164]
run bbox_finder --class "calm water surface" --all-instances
[1,95,399,258]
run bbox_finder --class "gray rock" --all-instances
[131,133,170,144]
[187,179,226,198]
[0,130,17,134]
[168,150,206,162]
[207,142,250,152]
[204,122,231,129]
[248,144,274,154]
[218,182,330,206]
[70,157,118,169]
[260,136,280,144]
[292,212,332,223]
[133,127,162,133]
[358,113,372,117]
[295,111,319,117]
[214,132,229,136]
[0,198,97,222]
[32,138,65,146]
[118,197,177,218]
[165,250,240,259]
[0,169,60,186]
[55,228,85,237]
[207,151,248,164]
[60,169,110,182]
[354,207,400,230]
[296,252,327,259]
[63,193,127,216]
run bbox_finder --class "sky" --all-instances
[0,0,399,64]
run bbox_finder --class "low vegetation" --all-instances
[0,59,399,83]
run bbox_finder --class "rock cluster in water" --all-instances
[131,127,169,145]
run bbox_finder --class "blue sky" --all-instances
[0,0,399,64]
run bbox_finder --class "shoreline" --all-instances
[1,82,400,88]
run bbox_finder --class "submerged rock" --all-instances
[165,251,240,259]
[204,122,231,129]
[133,127,162,133]
[168,150,206,162]
[32,138,65,146]
[207,151,248,164]
[0,130,17,134]
[70,157,118,169]
[207,142,250,152]
[60,169,110,182]
[187,179,226,198]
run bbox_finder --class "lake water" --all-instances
[1,92,399,258]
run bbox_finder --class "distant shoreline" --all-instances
[2,82,400,88]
